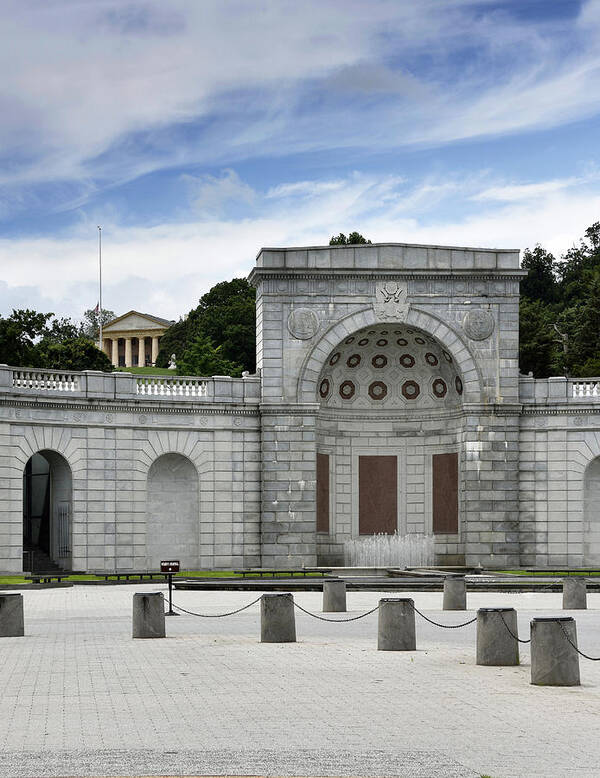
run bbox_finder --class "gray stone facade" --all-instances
[1,242,600,572]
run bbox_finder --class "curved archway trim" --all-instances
[296,305,484,404]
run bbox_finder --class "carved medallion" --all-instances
[374,281,410,322]
[463,309,494,341]
[287,308,319,340]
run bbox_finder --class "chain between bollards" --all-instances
[558,620,600,661]
[412,604,477,629]
[498,611,531,644]
[293,601,380,622]
[169,596,263,618]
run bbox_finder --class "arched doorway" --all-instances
[584,457,600,564]
[315,322,464,566]
[23,450,72,572]
[146,453,199,569]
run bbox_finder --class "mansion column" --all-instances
[124,338,132,368]
[151,336,160,366]
[138,337,146,367]
[111,339,119,367]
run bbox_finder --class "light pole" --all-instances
[98,226,102,351]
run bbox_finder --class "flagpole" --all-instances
[98,226,102,350]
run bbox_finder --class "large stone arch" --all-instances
[7,426,83,573]
[146,452,200,569]
[297,306,484,405]
[22,448,73,572]
[584,455,600,565]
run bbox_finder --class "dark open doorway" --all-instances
[23,451,72,573]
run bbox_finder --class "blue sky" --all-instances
[2,0,600,320]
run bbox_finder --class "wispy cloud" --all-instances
[2,167,600,320]
[2,0,600,215]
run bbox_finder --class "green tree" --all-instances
[156,278,256,373]
[81,307,116,340]
[0,309,53,366]
[520,245,557,303]
[329,232,372,245]
[556,222,600,306]
[35,336,113,372]
[177,331,241,377]
[518,298,556,377]
[0,309,113,371]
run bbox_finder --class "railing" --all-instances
[0,364,260,403]
[57,502,71,556]
[571,381,600,398]
[12,369,80,392]
[520,376,600,402]
[136,377,208,397]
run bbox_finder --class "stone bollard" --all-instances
[132,592,166,639]
[377,598,416,651]
[0,593,24,637]
[260,593,296,643]
[476,608,519,666]
[322,580,347,612]
[443,577,467,611]
[562,577,587,610]
[531,617,580,686]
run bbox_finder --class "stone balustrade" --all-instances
[0,364,260,404]
[519,375,600,403]
[12,369,80,392]
[136,376,209,398]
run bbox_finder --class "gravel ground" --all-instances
[0,585,599,778]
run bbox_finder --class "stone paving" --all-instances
[0,585,599,778]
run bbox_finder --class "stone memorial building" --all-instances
[1,241,599,573]
[101,311,174,367]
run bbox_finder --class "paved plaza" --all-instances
[0,585,599,778]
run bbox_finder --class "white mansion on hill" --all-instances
[1,241,599,573]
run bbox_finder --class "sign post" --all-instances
[161,560,180,616]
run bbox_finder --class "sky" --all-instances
[2,0,600,321]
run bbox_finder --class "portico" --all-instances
[102,311,173,367]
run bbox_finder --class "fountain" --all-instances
[344,533,434,568]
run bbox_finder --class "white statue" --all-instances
[168,353,177,370]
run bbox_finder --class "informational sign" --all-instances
[161,560,180,573]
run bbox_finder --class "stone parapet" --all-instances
[253,243,521,272]
[0,365,260,405]
[520,376,600,404]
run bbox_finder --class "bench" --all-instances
[92,570,167,582]
[26,573,70,584]
[233,568,332,578]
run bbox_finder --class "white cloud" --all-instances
[182,169,256,216]
[2,168,600,320]
[2,0,600,203]
[473,177,584,202]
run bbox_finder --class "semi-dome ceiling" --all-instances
[318,325,463,410]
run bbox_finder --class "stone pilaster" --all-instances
[260,404,319,567]
[462,404,521,569]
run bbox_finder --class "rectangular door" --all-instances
[359,455,397,534]
[316,453,330,533]
[432,452,458,533]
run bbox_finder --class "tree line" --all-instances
[519,222,600,377]
[0,308,114,372]
[2,225,599,378]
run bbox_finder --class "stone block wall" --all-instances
[316,414,465,565]
[0,398,261,573]
[260,406,318,567]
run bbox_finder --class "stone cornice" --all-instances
[259,402,321,415]
[249,268,526,286]
[520,404,600,416]
[0,397,260,416]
